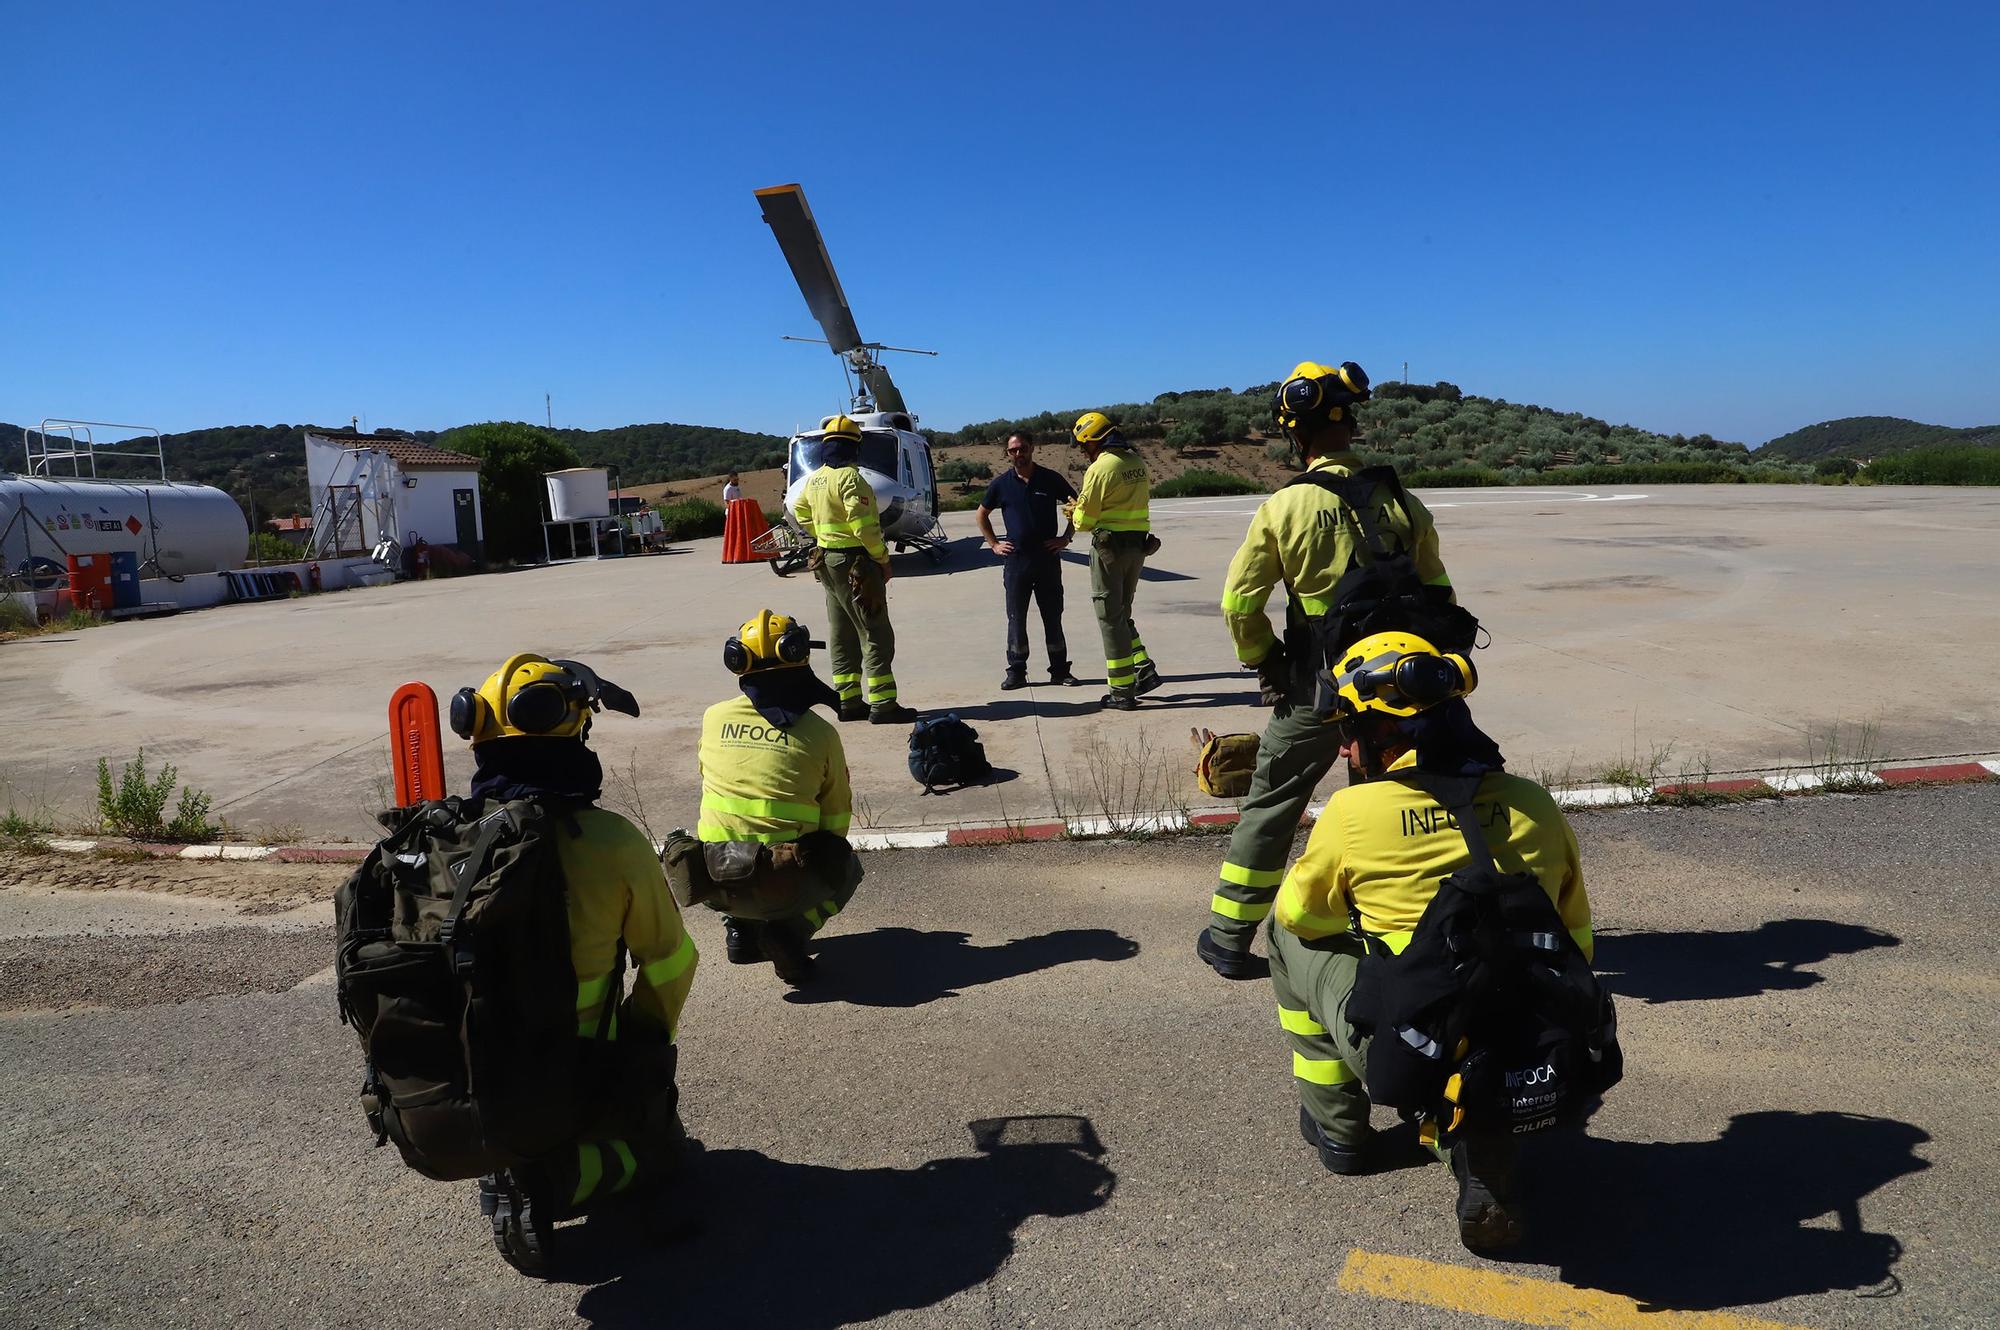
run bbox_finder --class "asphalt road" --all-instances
[3,783,1997,1328]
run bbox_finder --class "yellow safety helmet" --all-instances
[1274,360,1372,432]
[448,653,639,743]
[723,609,814,675]
[819,414,862,444]
[1330,631,1476,723]
[1071,411,1118,446]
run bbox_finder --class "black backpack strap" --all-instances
[1403,772,1500,880]
[1284,466,1417,563]
[439,805,517,973]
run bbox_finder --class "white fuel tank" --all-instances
[1,474,249,576]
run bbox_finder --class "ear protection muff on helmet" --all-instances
[1273,361,1372,433]
[1329,632,1475,723]
[724,611,815,675]
[448,686,489,740]
[1349,651,1475,713]
[505,672,580,734]
[448,653,640,742]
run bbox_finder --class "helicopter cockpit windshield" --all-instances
[791,429,904,483]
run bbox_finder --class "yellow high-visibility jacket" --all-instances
[1274,751,1593,961]
[1218,453,1451,666]
[1071,447,1151,534]
[697,694,853,845]
[795,464,888,564]
[557,807,699,1040]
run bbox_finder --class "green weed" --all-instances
[95,751,220,841]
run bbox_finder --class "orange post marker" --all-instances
[389,682,446,807]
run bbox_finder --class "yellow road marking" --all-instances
[1337,1249,1819,1330]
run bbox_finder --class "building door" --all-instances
[453,488,481,561]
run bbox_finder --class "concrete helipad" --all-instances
[2,484,1997,841]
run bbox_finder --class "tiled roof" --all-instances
[307,431,482,470]
[270,516,314,531]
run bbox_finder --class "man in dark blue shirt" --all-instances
[977,431,1082,690]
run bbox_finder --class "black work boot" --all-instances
[760,925,817,986]
[1451,1138,1525,1253]
[1001,669,1028,691]
[1100,692,1139,712]
[723,918,765,965]
[838,700,869,723]
[479,1172,553,1277]
[1133,662,1164,696]
[870,703,919,725]
[1048,664,1081,686]
[1299,1105,1370,1176]
[1196,928,1267,980]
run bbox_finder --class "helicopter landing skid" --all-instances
[894,519,950,566]
[750,525,814,578]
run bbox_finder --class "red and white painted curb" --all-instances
[26,757,2000,861]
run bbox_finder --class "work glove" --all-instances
[1254,643,1290,708]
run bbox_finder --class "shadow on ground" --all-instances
[569,1116,1115,1329]
[784,926,1140,1007]
[891,541,1197,583]
[888,536,987,578]
[947,676,1260,722]
[1516,1111,1929,1310]
[1594,920,1901,1003]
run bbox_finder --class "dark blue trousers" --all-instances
[1003,553,1068,673]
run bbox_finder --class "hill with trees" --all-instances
[1757,416,2000,462]
[933,381,1807,485]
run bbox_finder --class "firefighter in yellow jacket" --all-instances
[1266,632,1591,1252]
[1200,361,1458,980]
[1070,411,1160,710]
[793,414,918,724]
[689,609,862,987]
[452,653,698,1275]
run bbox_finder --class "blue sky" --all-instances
[3,2,1995,446]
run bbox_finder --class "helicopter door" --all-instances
[909,436,938,517]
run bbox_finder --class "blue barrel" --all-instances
[110,550,142,609]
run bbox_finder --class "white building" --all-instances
[302,431,485,563]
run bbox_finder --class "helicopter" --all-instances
[750,183,946,577]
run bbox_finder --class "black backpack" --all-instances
[1344,772,1622,1142]
[908,713,990,793]
[1282,466,1482,717]
[334,797,613,1181]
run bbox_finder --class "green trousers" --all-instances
[1209,701,1345,950]
[818,548,899,709]
[1089,532,1151,695]
[762,847,864,945]
[523,1019,684,1217]
[1266,918,1373,1146]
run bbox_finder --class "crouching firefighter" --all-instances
[333,654,699,1277]
[661,609,864,988]
[1202,359,1476,981]
[1263,632,1620,1254]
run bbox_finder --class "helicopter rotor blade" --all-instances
[755,184,863,356]
[859,362,907,415]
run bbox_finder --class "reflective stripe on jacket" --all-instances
[1218,453,1452,666]
[557,807,699,1040]
[696,694,853,844]
[794,464,889,563]
[1072,447,1151,534]
[1273,751,1593,960]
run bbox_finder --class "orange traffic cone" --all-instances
[722,497,772,563]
